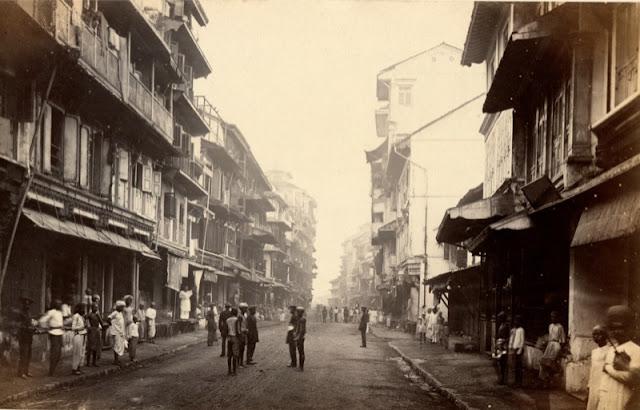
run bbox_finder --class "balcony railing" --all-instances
[79,21,121,92]
[128,73,153,123]
[152,97,173,139]
[169,156,202,183]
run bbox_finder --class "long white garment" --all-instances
[587,345,610,410]
[179,290,192,320]
[146,307,157,338]
[597,341,640,410]
[109,311,125,356]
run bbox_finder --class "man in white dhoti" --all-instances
[587,325,609,410]
[108,300,126,366]
[598,305,640,410]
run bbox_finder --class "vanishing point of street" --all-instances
[10,323,453,410]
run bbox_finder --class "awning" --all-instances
[264,244,288,256]
[425,264,482,289]
[467,211,533,253]
[243,193,275,213]
[436,192,515,244]
[365,139,388,163]
[571,188,640,247]
[174,93,210,136]
[22,208,160,260]
[482,3,578,113]
[222,257,250,273]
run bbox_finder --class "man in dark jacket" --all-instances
[359,307,369,348]
[218,303,232,357]
[294,306,307,371]
[286,305,298,368]
[15,297,36,378]
[246,306,259,365]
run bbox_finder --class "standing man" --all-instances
[218,303,232,357]
[359,307,369,348]
[509,314,525,387]
[294,306,307,371]
[598,305,640,410]
[123,295,134,340]
[136,303,146,341]
[495,311,510,385]
[246,306,259,365]
[226,307,240,376]
[237,302,249,367]
[286,305,298,368]
[206,304,218,346]
[108,300,126,367]
[39,299,64,376]
[322,306,327,324]
[15,296,36,379]
[145,302,157,344]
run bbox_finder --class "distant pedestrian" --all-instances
[108,300,126,367]
[226,308,240,376]
[238,302,249,367]
[206,305,218,346]
[136,303,146,341]
[295,307,307,371]
[145,302,157,343]
[586,325,608,410]
[128,316,139,362]
[539,311,566,387]
[333,306,338,323]
[432,307,442,344]
[246,306,259,365]
[70,303,87,375]
[597,305,640,410]
[39,299,64,376]
[219,303,232,357]
[15,296,36,379]
[286,305,298,368]
[322,306,327,323]
[425,308,434,341]
[494,311,510,385]
[123,295,134,339]
[509,315,525,387]
[359,307,369,348]
[86,303,103,367]
[344,306,349,323]
[417,314,427,344]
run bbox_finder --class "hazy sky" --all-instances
[196,0,474,304]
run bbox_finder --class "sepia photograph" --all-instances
[0,0,638,408]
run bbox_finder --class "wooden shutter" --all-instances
[118,149,129,181]
[63,116,78,183]
[153,171,162,196]
[79,126,90,188]
[142,163,152,193]
[41,103,52,173]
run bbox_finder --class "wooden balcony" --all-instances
[16,0,174,146]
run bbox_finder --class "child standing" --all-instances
[128,316,139,362]
[417,314,427,344]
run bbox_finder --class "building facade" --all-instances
[367,43,485,330]
[436,1,640,396]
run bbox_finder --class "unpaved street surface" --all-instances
[13,323,453,409]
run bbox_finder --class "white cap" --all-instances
[115,300,126,307]
[239,302,248,308]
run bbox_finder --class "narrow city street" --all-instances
[11,323,454,410]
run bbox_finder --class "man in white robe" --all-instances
[108,300,126,366]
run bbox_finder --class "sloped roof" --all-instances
[378,42,462,75]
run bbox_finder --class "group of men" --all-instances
[216,302,260,376]
[11,292,158,379]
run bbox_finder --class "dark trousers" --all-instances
[247,342,256,362]
[48,334,63,376]
[220,334,228,356]
[227,338,237,374]
[238,335,246,365]
[360,329,367,347]
[498,354,508,384]
[288,341,297,366]
[18,336,32,376]
[207,328,217,346]
[322,316,326,323]
[128,337,138,361]
[297,339,305,370]
[87,350,98,366]
[514,352,523,386]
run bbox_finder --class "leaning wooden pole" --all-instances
[0,65,57,307]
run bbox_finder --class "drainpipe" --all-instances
[0,65,58,307]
